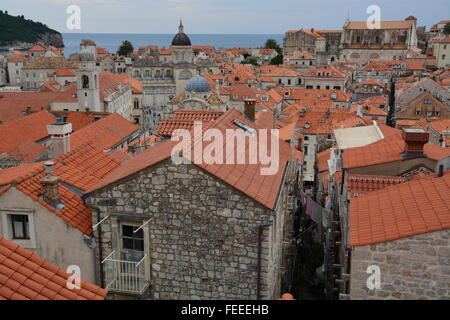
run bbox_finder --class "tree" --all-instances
[270,55,283,65]
[264,38,282,55]
[264,38,283,65]
[444,23,450,36]
[117,40,134,57]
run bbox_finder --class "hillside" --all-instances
[0,10,64,49]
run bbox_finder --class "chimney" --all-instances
[401,128,429,156]
[47,116,72,158]
[326,109,331,119]
[26,106,32,115]
[244,99,256,122]
[40,161,60,203]
[435,164,444,178]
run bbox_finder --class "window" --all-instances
[427,111,433,117]
[11,215,30,240]
[287,79,291,85]
[122,225,144,251]
[416,110,421,116]
[436,111,441,116]
[424,100,432,104]
[443,55,446,60]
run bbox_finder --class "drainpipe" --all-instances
[256,223,273,300]
[82,194,105,288]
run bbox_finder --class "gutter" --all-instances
[256,222,273,300]
[82,194,105,288]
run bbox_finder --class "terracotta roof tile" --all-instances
[350,170,450,246]
[0,143,121,234]
[71,113,139,151]
[0,110,56,154]
[87,109,296,209]
[343,133,450,169]
[0,237,107,300]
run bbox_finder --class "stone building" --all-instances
[84,108,300,300]
[344,169,450,300]
[319,126,450,299]
[340,17,418,65]
[283,28,342,65]
[0,144,121,284]
[21,57,78,90]
[165,75,227,120]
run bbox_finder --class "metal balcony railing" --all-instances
[102,251,150,295]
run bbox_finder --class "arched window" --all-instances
[144,70,150,77]
[166,69,171,77]
[134,99,139,109]
[82,75,89,89]
[94,75,98,89]
[156,70,161,77]
[134,70,140,77]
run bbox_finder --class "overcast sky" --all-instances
[2,0,449,34]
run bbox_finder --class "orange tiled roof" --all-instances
[0,110,56,154]
[343,133,450,169]
[87,108,297,210]
[350,170,450,247]
[0,92,58,123]
[71,113,139,151]
[429,119,450,134]
[51,68,76,77]
[346,20,415,30]
[0,237,107,300]
[28,44,46,52]
[346,174,409,198]
[0,143,121,235]
[6,141,47,163]
[156,110,224,137]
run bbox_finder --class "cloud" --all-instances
[47,0,114,4]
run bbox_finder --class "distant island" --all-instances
[0,10,64,50]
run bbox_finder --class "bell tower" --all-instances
[77,40,101,112]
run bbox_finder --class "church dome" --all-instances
[171,20,191,46]
[172,33,192,46]
[186,76,210,93]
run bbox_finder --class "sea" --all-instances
[62,33,284,57]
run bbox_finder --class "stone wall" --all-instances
[90,159,294,300]
[348,229,450,300]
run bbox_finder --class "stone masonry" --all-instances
[89,159,295,300]
[348,229,450,300]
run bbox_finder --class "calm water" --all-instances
[62,33,284,56]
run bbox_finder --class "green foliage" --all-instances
[444,23,450,36]
[242,56,258,66]
[117,40,134,57]
[264,38,282,55]
[0,11,60,46]
[270,54,283,65]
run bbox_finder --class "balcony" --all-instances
[102,251,150,295]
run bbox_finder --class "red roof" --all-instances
[51,68,76,77]
[156,110,224,136]
[6,141,47,163]
[343,133,450,169]
[71,113,139,151]
[346,174,409,198]
[0,143,121,235]
[0,92,59,123]
[0,110,56,154]
[87,109,296,209]
[350,170,450,247]
[0,237,107,300]
[28,44,46,52]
